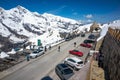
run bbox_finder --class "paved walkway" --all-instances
[90,60,105,80]
[69,58,91,80]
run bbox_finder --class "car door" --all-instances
[67,59,76,67]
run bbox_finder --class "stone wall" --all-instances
[99,27,120,80]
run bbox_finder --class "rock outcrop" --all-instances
[100,27,120,80]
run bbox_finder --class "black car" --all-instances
[88,34,96,39]
[84,39,95,43]
[55,63,74,80]
[81,33,85,37]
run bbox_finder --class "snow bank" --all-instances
[97,20,120,41]
[29,28,62,47]
[0,52,9,58]
[7,49,16,54]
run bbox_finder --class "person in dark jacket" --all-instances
[45,46,47,52]
[58,46,60,52]
[74,42,76,47]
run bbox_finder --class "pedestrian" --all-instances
[74,42,76,47]
[49,45,51,50]
[26,54,30,61]
[58,46,60,52]
[44,46,47,52]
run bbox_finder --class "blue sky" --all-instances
[0,0,120,23]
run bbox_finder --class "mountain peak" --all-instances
[9,5,29,14]
[16,5,26,10]
[0,7,5,12]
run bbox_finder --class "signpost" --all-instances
[37,39,41,46]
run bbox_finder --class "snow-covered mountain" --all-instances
[0,5,81,51]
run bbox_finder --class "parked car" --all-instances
[88,34,95,39]
[64,57,84,70]
[84,39,95,44]
[80,43,92,48]
[55,63,74,80]
[81,33,85,37]
[30,50,44,58]
[69,50,83,57]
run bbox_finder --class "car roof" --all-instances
[66,57,82,62]
[57,63,68,68]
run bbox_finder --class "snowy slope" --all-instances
[0,5,81,50]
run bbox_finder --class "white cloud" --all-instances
[85,14,93,18]
[72,12,78,15]
[87,19,93,22]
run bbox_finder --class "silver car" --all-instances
[64,57,84,70]
[30,50,44,58]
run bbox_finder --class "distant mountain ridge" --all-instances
[0,5,81,51]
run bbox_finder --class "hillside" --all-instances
[0,5,81,51]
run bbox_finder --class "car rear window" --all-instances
[78,61,83,64]
[63,68,73,75]
[60,64,68,68]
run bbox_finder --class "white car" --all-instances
[64,57,84,70]
[30,50,44,58]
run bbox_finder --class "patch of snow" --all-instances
[97,20,120,41]
[9,35,25,43]
[0,52,9,58]
[7,49,16,54]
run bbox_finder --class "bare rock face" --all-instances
[100,27,120,80]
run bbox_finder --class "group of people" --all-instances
[44,45,52,52]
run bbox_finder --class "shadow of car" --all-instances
[55,63,74,80]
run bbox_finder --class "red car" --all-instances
[69,50,83,57]
[80,43,92,48]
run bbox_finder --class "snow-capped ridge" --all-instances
[0,5,82,52]
[42,13,79,24]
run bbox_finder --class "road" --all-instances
[1,33,91,80]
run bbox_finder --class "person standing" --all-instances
[44,46,47,52]
[58,46,60,52]
[74,42,76,47]
[26,54,30,61]
[49,45,51,50]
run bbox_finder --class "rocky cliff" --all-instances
[100,27,120,80]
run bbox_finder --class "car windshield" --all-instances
[73,50,79,52]
[78,61,83,64]
[63,68,73,75]
[33,51,38,54]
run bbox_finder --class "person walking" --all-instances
[49,45,51,50]
[58,46,60,52]
[74,42,76,47]
[26,54,30,61]
[44,46,47,52]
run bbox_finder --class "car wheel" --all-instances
[64,61,67,64]
[35,56,37,58]
[73,66,78,71]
